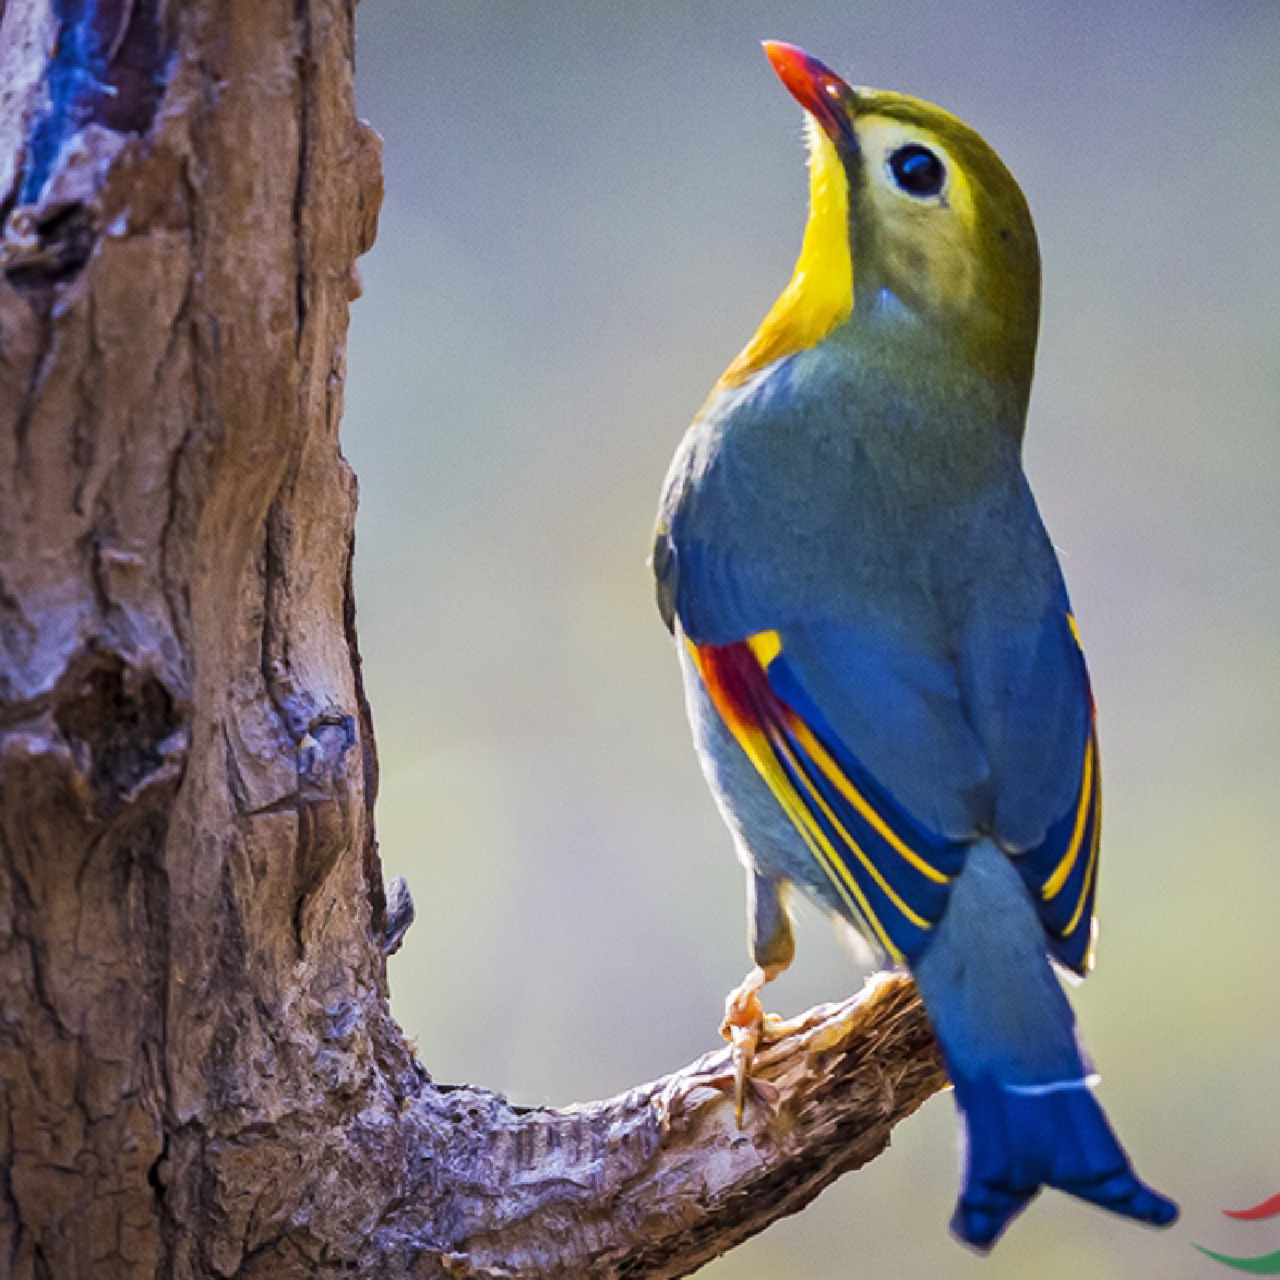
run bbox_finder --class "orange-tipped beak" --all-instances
[762,41,858,147]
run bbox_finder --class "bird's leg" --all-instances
[721,961,787,1123]
[720,873,795,1124]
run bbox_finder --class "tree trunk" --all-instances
[0,4,946,1278]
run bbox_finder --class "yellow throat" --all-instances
[714,118,853,395]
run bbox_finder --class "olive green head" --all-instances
[757,43,1041,403]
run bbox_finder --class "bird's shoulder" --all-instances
[654,340,1044,647]
[654,351,830,637]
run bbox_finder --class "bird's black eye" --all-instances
[888,144,946,198]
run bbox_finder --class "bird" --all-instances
[651,40,1179,1250]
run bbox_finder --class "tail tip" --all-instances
[1064,1162,1180,1229]
[950,1194,1034,1252]
[947,1073,1181,1247]
[949,1176,1178,1251]
[1106,1179,1179,1228]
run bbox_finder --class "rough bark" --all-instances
[0,4,947,1278]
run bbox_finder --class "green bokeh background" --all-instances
[346,3,1280,1276]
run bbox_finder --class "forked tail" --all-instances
[912,840,1178,1249]
[947,1067,1178,1249]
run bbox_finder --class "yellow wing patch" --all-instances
[690,631,965,965]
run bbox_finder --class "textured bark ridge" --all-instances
[0,4,947,1277]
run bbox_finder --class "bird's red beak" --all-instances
[762,41,857,147]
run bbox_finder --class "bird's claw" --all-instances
[720,966,776,1125]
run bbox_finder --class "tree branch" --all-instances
[0,3,947,1277]
[378,973,944,1279]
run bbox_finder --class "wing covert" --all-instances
[690,617,1102,975]
[690,631,967,964]
[1012,704,1101,976]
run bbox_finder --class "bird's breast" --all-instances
[692,345,1026,620]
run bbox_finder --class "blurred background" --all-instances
[346,3,1280,1276]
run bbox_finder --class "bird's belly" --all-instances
[676,638,878,934]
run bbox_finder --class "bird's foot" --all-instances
[720,964,785,1125]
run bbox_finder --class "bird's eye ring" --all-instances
[888,144,946,198]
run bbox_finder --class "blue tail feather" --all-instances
[949,1070,1179,1250]
[911,840,1178,1249]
